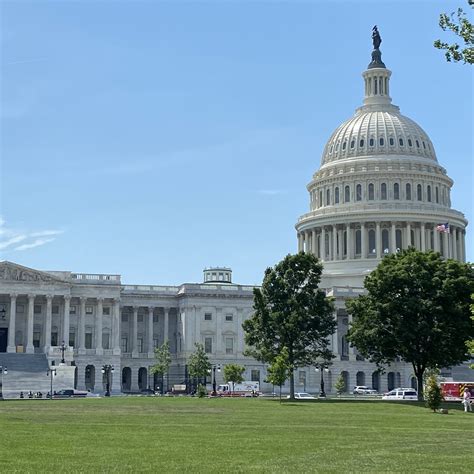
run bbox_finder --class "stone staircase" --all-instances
[0,353,73,400]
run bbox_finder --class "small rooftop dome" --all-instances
[203,267,232,284]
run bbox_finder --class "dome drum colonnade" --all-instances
[295,30,467,266]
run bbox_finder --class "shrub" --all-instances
[425,375,444,412]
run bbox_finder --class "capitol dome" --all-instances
[295,34,467,287]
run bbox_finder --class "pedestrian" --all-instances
[462,389,472,412]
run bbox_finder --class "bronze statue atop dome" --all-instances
[372,25,382,50]
[368,25,386,69]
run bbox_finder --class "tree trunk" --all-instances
[279,384,282,404]
[289,371,295,400]
[413,364,424,401]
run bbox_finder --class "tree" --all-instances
[150,341,171,393]
[187,343,211,392]
[243,253,336,399]
[434,6,474,64]
[346,249,474,400]
[265,347,291,402]
[468,294,474,369]
[425,375,444,412]
[223,364,245,394]
[334,374,346,395]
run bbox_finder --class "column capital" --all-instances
[133,306,139,312]
[10,292,18,299]
[97,296,104,303]
[148,306,155,313]
[79,296,87,303]
[64,295,71,301]
[46,294,54,301]
[27,294,36,300]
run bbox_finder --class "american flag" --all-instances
[436,223,450,233]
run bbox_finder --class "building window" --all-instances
[355,230,361,255]
[33,332,41,348]
[394,183,400,200]
[225,338,234,354]
[85,306,93,315]
[382,229,389,253]
[408,138,413,147]
[379,137,384,146]
[427,185,432,202]
[406,183,411,200]
[121,314,129,322]
[417,184,422,201]
[381,183,387,200]
[204,313,212,321]
[359,139,365,147]
[138,338,144,353]
[85,333,93,349]
[326,189,330,206]
[70,306,76,315]
[335,187,340,204]
[204,337,212,354]
[368,183,374,200]
[138,315,144,323]
[435,187,439,204]
[69,333,76,348]
[153,338,159,349]
[319,191,323,207]
[34,305,42,314]
[344,186,350,202]
[399,138,404,146]
[153,315,159,323]
[103,333,110,350]
[299,370,306,387]
[225,314,233,322]
[103,307,111,315]
[368,230,376,255]
[350,140,355,149]
[52,305,59,314]
[51,332,58,346]
[17,304,24,313]
[251,370,260,382]
[121,338,128,353]
[356,184,362,201]
[396,229,402,250]
[389,137,394,146]
[369,138,374,147]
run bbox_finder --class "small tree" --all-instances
[187,343,211,393]
[335,374,345,396]
[265,347,291,402]
[150,341,171,393]
[223,364,245,394]
[425,375,444,412]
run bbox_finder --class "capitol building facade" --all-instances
[0,39,469,398]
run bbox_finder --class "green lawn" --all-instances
[0,397,472,473]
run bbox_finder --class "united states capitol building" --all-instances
[0,34,469,398]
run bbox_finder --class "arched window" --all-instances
[369,138,375,147]
[396,229,402,250]
[368,183,374,200]
[326,189,331,206]
[399,138,404,146]
[345,185,350,202]
[416,140,420,148]
[408,138,413,147]
[335,187,340,204]
[356,184,362,201]
[417,184,422,201]
[368,230,376,255]
[389,137,394,146]
[427,185,431,202]
[435,187,439,203]
[342,141,347,150]
[319,190,323,207]
[381,183,387,200]
[406,183,412,200]
[379,137,384,146]
[382,229,389,253]
[394,183,400,200]
[350,140,355,149]
[359,139,365,147]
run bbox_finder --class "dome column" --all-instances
[338,228,344,259]
[376,222,382,258]
[434,227,440,252]
[406,223,412,249]
[420,224,426,251]
[346,224,353,259]
[312,229,317,257]
[460,231,466,262]
[297,232,303,253]
[443,230,449,258]
[361,223,367,258]
[390,223,396,253]
[452,227,458,260]
[320,227,326,261]
[332,226,337,261]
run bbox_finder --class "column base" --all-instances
[113,347,121,356]
[147,352,155,359]
[7,346,16,353]
[78,347,86,355]
[25,345,34,354]
[95,348,104,356]
[132,351,139,358]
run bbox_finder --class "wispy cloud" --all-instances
[15,238,55,251]
[257,189,286,196]
[0,217,63,253]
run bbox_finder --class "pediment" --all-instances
[0,261,67,284]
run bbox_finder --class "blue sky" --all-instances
[0,0,472,285]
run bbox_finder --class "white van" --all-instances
[382,388,418,400]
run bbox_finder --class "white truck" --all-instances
[217,381,260,397]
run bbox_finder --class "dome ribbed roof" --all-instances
[321,106,437,166]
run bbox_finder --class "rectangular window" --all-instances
[103,307,111,316]
[153,338,159,349]
[85,306,93,315]
[121,337,128,353]
[204,313,212,321]
[299,370,306,384]
[69,333,76,347]
[52,305,59,314]
[85,333,93,349]
[225,314,233,322]
[17,304,24,313]
[204,337,212,354]
[121,314,128,322]
[69,306,76,315]
[138,314,144,323]
[153,315,159,323]
[138,338,144,353]
[251,370,260,383]
[34,305,42,314]
[51,332,58,346]
[33,331,41,348]
[225,337,234,354]
[102,333,110,350]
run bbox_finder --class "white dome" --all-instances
[321,106,437,167]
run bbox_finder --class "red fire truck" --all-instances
[440,382,474,401]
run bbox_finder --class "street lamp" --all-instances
[101,364,114,397]
[47,368,56,400]
[0,366,7,398]
[315,363,330,398]
[59,341,67,364]
[210,364,221,396]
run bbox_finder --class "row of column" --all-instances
[297,222,465,262]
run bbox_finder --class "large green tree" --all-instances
[150,341,172,393]
[223,364,245,393]
[243,253,336,399]
[346,249,474,400]
[187,343,211,391]
[434,6,473,64]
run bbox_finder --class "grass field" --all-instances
[0,397,472,473]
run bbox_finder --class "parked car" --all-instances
[353,386,378,395]
[287,392,316,400]
[140,388,156,396]
[382,388,418,400]
[52,389,88,399]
